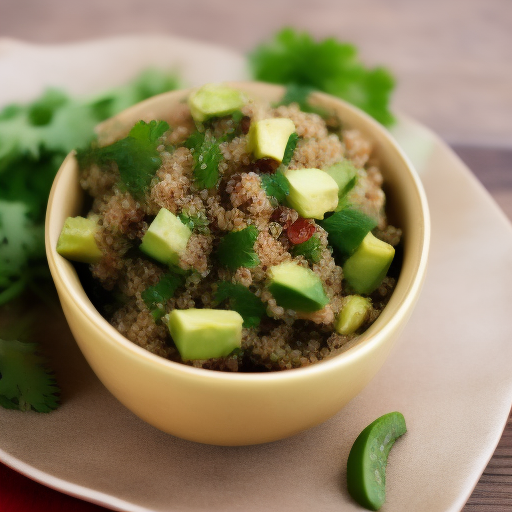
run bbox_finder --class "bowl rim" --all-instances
[45,81,430,383]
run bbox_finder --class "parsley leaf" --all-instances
[0,338,59,412]
[260,171,290,203]
[178,211,210,234]
[281,132,299,168]
[214,281,266,328]
[249,28,395,126]
[141,272,185,321]
[185,130,223,189]
[77,120,169,198]
[216,226,260,270]
[291,234,323,263]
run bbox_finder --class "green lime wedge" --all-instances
[347,412,407,510]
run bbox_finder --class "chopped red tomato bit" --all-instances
[287,218,315,245]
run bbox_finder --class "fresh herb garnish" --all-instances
[214,281,266,328]
[216,226,260,270]
[185,130,223,189]
[178,211,210,234]
[0,338,59,412]
[260,172,290,204]
[276,84,330,118]
[141,272,185,321]
[281,132,299,168]
[230,110,244,125]
[318,208,377,257]
[0,69,180,304]
[0,202,46,306]
[249,28,395,126]
[76,120,169,198]
[291,234,323,263]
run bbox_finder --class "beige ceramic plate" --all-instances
[1,35,512,512]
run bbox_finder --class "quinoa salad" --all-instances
[57,84,402,372]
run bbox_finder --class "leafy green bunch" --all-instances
[249,28,395,126]
[0,69,181,306]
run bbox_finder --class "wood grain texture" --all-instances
[453,146,512,510]
[0,0,511,147]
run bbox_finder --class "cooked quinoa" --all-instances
[74,86,401,372]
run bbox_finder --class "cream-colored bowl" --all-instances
[45,82,430,446]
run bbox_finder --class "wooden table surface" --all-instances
[1,1,511,510]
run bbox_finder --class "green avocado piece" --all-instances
[284,168,339,220]
[347,412,407,511]
[56,216,103,264]
[318,208,377,257]
[343,232,395,294]
[268,261,329,312]
[247,118,296,162]
[324,160,358,210]
[335,295,372,335]
[140,208,191,266]
[167,308,243,361]
[188,84,246,123]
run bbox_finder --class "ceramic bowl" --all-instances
[45,82,430,446]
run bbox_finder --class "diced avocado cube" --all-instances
[335,295,372,335]
[324,160,358,211]
[56,216,103,264]
[247,118,296,162]
[268,261,329,312]
[188,84,246,123]
[284,168,339,220]
[167,308,243,361]
[343,232,395,294]
[140,208,191,266]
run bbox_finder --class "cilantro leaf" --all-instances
[216,226,260,270]
[291,234,323,263]
[0,201,45,305]
[281,132,299,168]
[0,338,59,412]
[260,171,290,203]
[276,84,330,118]
[214,281,266,328]
[318,208,377,257]
[178,211,210,234]
[0,68,181,308]
[77,120,169,198]
[185,130,223,189]
[87,68,181,119]
[141,272,185,321]
[249,28,395,126]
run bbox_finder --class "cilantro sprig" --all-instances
[0,68,180,305]
[185,130,223,189]
[77,120,169,198]
[141,271,185,321]
[216,226,260,270]
[249,28,395,126]
[318,208,377,257]
[178,211,210,234]
[260,172,290,204]
[291,234,323,263]
[214,281,266,328]
[276,84,330,119]
[281,132,299,168]
[0,338,59,412]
